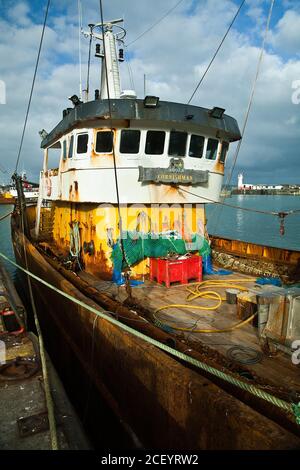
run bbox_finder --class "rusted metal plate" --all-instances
[210,235,300,266]
[17,412,49,437]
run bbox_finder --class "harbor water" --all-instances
[0,205,15,276]
[206,195,300,251]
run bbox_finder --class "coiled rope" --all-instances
[153,279,257,333]
[0,250,299,425]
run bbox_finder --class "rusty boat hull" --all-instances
[10,210,300,450]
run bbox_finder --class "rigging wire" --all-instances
[18,186,58,450]
[99,0,126,264]
[211,0,276,233]
[14,0,51,173]
[10,0,58,449]
[78,0,83,100]
[85,24,93,102]
[126,0,184,48]
[178,186,300,216]
[126,60,135,91]
[187,0,246,104]
[0,211,13,222]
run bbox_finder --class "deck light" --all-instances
[209,107,225,119]
[95,43,103,58]
[39,129,48,140]
[144,95,159,108]
[119,48,124,62]
[68,94,82,107]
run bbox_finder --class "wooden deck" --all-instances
[79,270,300,400]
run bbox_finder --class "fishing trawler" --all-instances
[9,171,39,204]
[1,172,39,204]
[11,17,300,449]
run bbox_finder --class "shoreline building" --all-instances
[237,173,284,192]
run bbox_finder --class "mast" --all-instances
[100,21,121,99]
[83,18,126,101]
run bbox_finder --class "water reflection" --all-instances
[235,209,244,234]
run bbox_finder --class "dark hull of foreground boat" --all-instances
[11,214,300,450]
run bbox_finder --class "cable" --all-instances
[18,183,58,450]
[212,0,276,234]
[78,0,83,100]
[0,210,13,222]
[187,0,246,104]
[126,0,184,48]
[226,345,263,365]
[99,0,126,268]
[178,186,290,216]
[14,0,51,173]
[85,24,93,102]
[153,279,258,334]
[126,60,135,91]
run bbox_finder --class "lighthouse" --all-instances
[238,173,243,189]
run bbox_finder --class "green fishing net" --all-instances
[111,231,210,273]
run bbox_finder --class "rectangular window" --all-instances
[168,131,187,157]
[205,138,219,160]
[77,133,88,154]
[145,131,165,155]
[120,130,140,154]
[68,135,74,158]
[189,135,205,158]
[220,141,229,163]
[62,140,67,160]
[96,131,113,153]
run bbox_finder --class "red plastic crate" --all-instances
[150,255,202,288]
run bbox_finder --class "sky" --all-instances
[0,0,299,185]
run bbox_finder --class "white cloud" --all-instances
[270,9,300,55]
[6,1,31,26]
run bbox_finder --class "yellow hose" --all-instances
[154,278,257,334]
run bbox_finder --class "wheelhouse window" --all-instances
[95,130,113,153]
[145,131,165,155]
[220,141,229,163]
[205,138,219,160]
[68,135,74,158]
[189,135,205,158]
[77,133,89,154]
[168,131,187,157]
[62,140,67,160]
[120,130,141,154]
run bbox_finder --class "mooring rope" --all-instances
[19,211,59,450]
[0,250,299,425]
[0,211,13,222]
